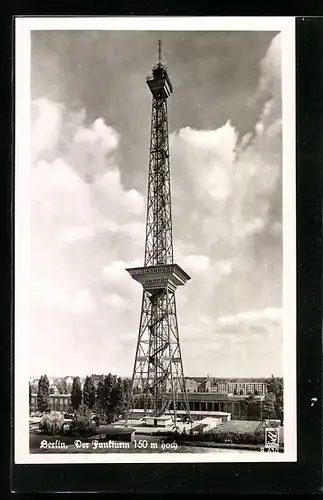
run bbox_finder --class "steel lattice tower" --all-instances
[125,42,191,426]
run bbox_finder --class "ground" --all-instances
[30,431,263,454]
[29,416,283,454]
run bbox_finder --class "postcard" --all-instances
[14,16,296,464]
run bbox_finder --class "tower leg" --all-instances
[125,286,191,427]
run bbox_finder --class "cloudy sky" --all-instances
[30,30,282,378]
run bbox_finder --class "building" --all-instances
[30,394,71,413]
[134,392,264,420]
[30,390,264,421]
[185,378,199,393]
[165,377,199,393]
[65,376,73,386]
[143,415,173,428]
[206,378,267,396]
[131,408,230,423]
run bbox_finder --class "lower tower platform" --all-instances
[126,264,190,293]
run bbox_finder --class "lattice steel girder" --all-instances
[128,287,190,419]
[144,89,173,266]
[125,57,191,426]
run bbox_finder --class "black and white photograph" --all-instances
[15,17,296,464]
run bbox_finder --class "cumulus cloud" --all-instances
[61,226,95,243]
[103,293,128,312]
[29,33,283,378]
[32,281,96,315]
[168,35,282,376]
[32,97,63,161]
[30,101,145,321]
[258,33,281,99]
[32,280,69,310]
[71,289,97,315]
[73,118,119,154]
[241,32,282,154]
[102,260,129,283]
[218,307,281,326]
[183,254,210,273]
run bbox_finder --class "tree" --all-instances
[96,376,105,410]
[112,377,127,419]
[241,395,260,420]
[93,375,108,425]
[56,379,68,394]
[104,374,117,422]
[83,376,96,410]
[262,392,276,419]
[275,392,284,424]
[71,377,82,411]
[266,377,283,422]
[37,375,50,413]
[266,377,283,396]
[29,382,32,414]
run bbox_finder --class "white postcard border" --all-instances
[14,16,296,464]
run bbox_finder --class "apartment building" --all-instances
[206,379,267,395]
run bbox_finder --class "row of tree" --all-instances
[71,374,129,423]
[232,388,261,395]
[241,377,283,423]
[31,374,130,423]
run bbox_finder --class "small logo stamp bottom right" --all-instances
[264,427,280,452]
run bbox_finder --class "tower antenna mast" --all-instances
[158,39,162,63]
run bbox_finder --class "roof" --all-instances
[176,410,231,416]
[198,417,222,425]
[31,393,71,398]
[143,415,172,420]
[132,409,231,416]
[209,378,268,383]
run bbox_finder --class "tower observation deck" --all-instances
[125,41,191,426]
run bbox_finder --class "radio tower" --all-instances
[125,41,191,426]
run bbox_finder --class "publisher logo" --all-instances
[265,427,279,450]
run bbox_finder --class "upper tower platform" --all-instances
[146,62,173,99]
[146,41,173,98]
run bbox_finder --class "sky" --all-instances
[29,30,283,378]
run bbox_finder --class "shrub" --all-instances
[155,430,175,437]
[253,430,265,445]
[93,406,106,426]
[68,403,96,436]
[211,431,223,443]
[39,411,65,435]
